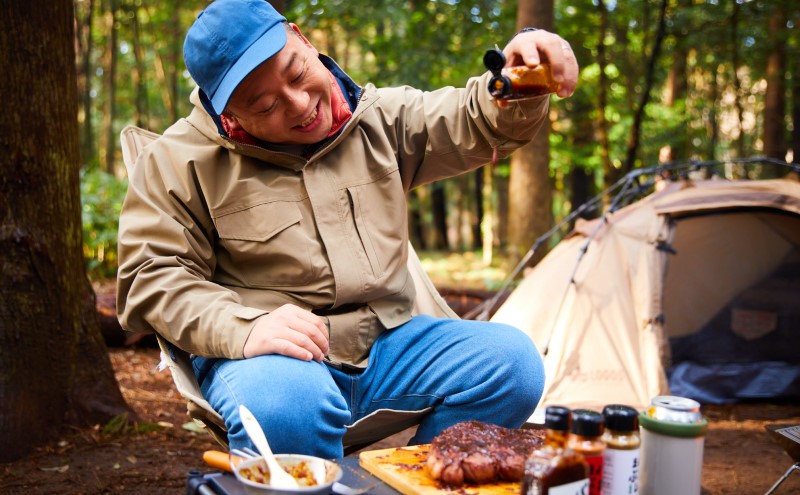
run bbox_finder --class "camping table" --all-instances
[186,457,397,495]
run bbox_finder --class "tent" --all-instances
[490,167,800,415]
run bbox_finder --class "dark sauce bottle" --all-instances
[521,406,589,495]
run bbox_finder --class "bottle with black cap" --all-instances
[601,405,640,495]
[483,47,560,107]
[521,406,589,495]
[567,409,605,495]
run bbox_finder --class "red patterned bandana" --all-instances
[326,70,353,137]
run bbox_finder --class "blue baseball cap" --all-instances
[184,0,287,114]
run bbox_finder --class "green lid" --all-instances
[639,411,708,438]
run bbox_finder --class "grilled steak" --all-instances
[426,420,545,486]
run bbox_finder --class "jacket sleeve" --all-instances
[116,133,259,359]
[381,71,550,189]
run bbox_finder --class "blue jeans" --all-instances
[192,315,544,458]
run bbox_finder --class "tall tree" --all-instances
[130,0,149,128]
[431,182,449,250]
[597,0,614,186]
[793,51,800,165]
[507,0,554,263]
[663,0,690,162]
[762,3,788,170]
[0,0,131,462]
[622,0,668,173]
[167,0,184,124]
[729,0,747,159]
[102,0,120,174]
[75,0,96,167]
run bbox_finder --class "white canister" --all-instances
[638,396,708,495]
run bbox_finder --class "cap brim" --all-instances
[211,25,287,114]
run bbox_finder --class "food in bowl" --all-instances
[239,458,317,486]
[234,454,342,494]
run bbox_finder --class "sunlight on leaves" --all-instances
[418,251,513,290]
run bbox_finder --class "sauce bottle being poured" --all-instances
[483,47,561,106]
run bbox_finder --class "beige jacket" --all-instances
[117,68,548,366]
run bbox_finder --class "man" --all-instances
[117,0,578,458]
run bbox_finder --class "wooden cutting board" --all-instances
[359,445,521,495]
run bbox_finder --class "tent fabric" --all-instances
[491,177,800,415]
[668,362,800,404]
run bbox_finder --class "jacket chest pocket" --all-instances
[214,201,316,287]
[344,167,407,282]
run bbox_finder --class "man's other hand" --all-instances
[243,304,329,361]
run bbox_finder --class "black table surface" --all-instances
[186,457,398,495]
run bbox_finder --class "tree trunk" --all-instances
[597,0,616,190]
[76,0,95,168]
[707,65,720,162]
[793,50,800,164]
[131,2,149,129]
[762,5,787,172]
[0,0,131,463]
[407,189,426,250]
[623,0,668,173]
[481,165,494,264]
[472,169,483,251]
[730,1,746,160]
[663,0,690,162]
[431,182,449,250]
[570,105,596,228]
[495,165,509,251]
[270,0,286,14]
[168,0,183,123]
[507,0,554,264]
[661,55,687,162]
[102,0,119,175]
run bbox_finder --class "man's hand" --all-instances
[503,29,579,98]
[243,304,329,361]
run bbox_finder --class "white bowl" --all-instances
[233,454,343,495]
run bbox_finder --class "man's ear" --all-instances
[221,111,246,134]
[289,23,319,55]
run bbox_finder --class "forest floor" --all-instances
[1,274,800,494]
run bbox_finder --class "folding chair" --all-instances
[119,125,459,454]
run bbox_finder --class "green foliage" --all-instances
[100,413,167,437]
[76,0,799,275]
[288,0,515,89]
[81,168,127,279]
[418,250,514,290]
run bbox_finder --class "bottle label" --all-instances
[549,478,590,495]
[585,455,603,495]
[602,448,640,494]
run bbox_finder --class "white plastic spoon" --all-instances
[239,404,300,489]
